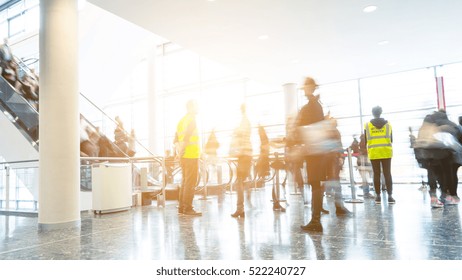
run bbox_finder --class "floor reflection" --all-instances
[178,217,201,260]
[1,185,462,260]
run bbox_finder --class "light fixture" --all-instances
[363,5,377,13]
[258,35,269,40]
[378,40,389,45]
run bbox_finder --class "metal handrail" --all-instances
[79,92,156,157]
[0,159,39,165]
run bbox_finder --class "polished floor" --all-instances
[1,183,462,260]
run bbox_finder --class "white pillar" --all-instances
[38,0,80,229]
[282,83,298,121]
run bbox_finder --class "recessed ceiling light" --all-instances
[378,40,389,45]
[291,59,300,64]
[363,5,377,13]
[387,62,397,66]
[258,35,269,40]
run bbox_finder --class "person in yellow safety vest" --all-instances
[175,99,202,216]
[364,106,395,205]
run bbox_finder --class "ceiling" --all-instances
[88,0,462,87]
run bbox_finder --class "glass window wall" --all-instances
[0,0,38,40]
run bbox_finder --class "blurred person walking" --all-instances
[230,104,253,218]
[296,77,327,232]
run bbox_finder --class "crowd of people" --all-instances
[80,115,137,158]
[173,75,462,235]
[3,37,459,233]
[0,38,39,110]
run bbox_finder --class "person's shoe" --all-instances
[320,208,330,214]
[375,196,381,204]
[388,196,396,204]
[183,209,202,216]
[445,195,459,205]
[231,211,245,218]
[431,197,444,208]
[335,206,353,216]
[453,196,461,203]
[178,207,184,215]
[363,193,375,199]
[300,220,323,232]
[273,204,286,212]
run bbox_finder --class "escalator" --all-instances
[0,60,169,211]
[0,56,137,158]
[0,71,128,159]
[0,75,39,149]
[0,61,134,211]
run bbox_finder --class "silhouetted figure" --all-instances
[114,116,129,156]
[127,128,136,157]
[296,77,326,233]
[205,129,220,158]
[230,103,253,218]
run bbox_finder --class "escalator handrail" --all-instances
[14,55,38,83]
[79,92,157,157]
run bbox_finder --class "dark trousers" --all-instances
[427,166,439,196]
[430,158,454,197]
[179,158,199,211]
[371,158,392,195]
[325,152,345,207]
[305,155,326,220]
[235,155,252,212]
[451,164,460,197]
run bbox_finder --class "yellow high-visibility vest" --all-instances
[176,114,201,159]
[365,122,393,160]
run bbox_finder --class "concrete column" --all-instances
[282,83,298,121]
[38,0,80,229]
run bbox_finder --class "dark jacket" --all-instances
[297,95,324,126]
[296,94,325,183]
[414,111,462,165]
